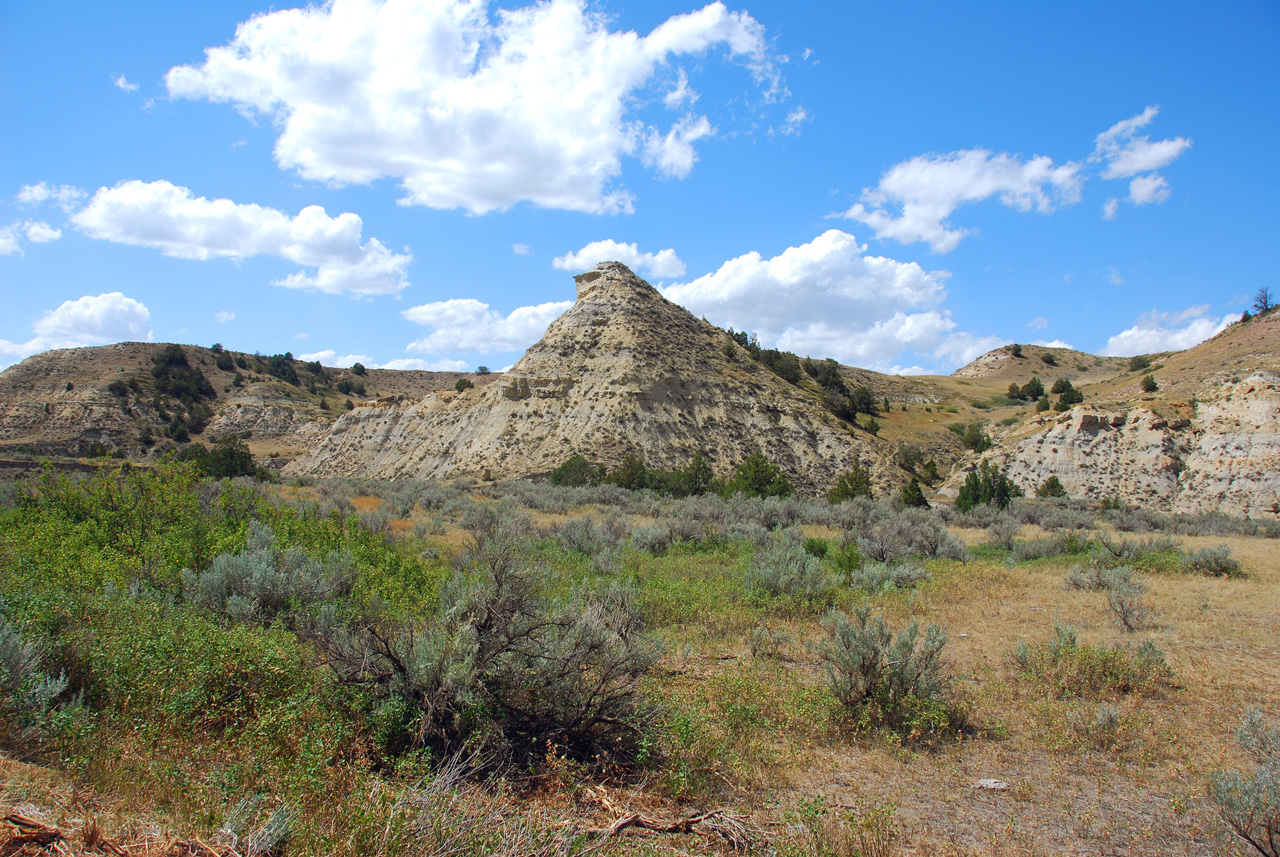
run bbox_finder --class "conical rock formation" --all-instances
[286,262,876,492]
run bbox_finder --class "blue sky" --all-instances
[2,0,1277,374]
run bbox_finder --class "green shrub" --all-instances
[550,454,601,487]
[1210,709,1280,857]
[1036,475,1067,498]
[900,478,928,508]
[1011,624,1172,699]
[454,378,473,393]
[829,460,873,503]
[1128,355,1152,372]
[819,606,963,743]
[1180,545,1243,577]
[0,614,80,756]
[726,450,793,499]
[744,533,837,605]
[1140,374,1158,393]
[846,562,929,593]
[955,460,1023,512]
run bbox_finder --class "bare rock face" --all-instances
[940,372,1280,517]
[287,262,877,492]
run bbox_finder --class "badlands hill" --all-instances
[940,309,1280,517]
[1,263,1276,515]
[286,262,916,493]
[0,342,492,465]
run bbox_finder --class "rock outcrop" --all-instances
[287,262,880,492]
[940,372,1280,517]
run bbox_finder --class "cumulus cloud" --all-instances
[0,224,22,256]
[553,240,686,278]
[402,298,572,354]
[0,220,62,255]
[71,180,411,296]
[0,293,153,369]
[298,349,372,367]
[841,149,1082,253]
[1128,173,1170,206]
[1100,306,1238,356]
[1027,316,1049,330]
[215,310,235,323]
[379,357,471,372]
[1091,106,1189,218]
[1032,338,1074,349]
[24,221,61,243]
[165,0,778,215]
[1091,106,1191,179]
[113,75,139,92]
[512,243,531,256]
[660,229,1005,372]
[16,182,87,212]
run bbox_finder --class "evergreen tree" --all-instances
[828,459,874,503]
[901,478,929,508]
[726,450,793,498]
[955,460,1024,512]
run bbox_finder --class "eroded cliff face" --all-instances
[287,262,881,492]
[940,372,1280,517]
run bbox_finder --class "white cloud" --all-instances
[0,224,22,256]
[71,180,411,296]
[660,228,1005,372]
[512,243,531,256]
[113,75,139,92]
[1026,316,1049,330]
[16,182,87,212]
[1128,172,1170,206]
[0,293,153,369]
[24,221,61,243]
[1100,305,1238,356]
[215,310,235,323]
[298,349,372,368]
[1032,338,1074,349]
[663,68,697,108]
[1106,266,1124,286]
[1102,198,1119,220]
[379,357,471,372]
[402,298,572,354]
[0,220,62,255]
[553,239,686,278]
[1091,106,1191,179]
[842,149,1082,253]
[295,332,309,339]
[641,114,715,179]
[778,106,808,136]
[165,0,777,215]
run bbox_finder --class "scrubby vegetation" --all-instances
[0,459,1273,855]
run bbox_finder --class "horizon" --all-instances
[2,1,1277,374]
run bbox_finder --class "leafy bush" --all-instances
[1140,374,1158,393]
[819,606,962,743]
[1180,545,1243,577]
[986,514,1022,549]
[0,614,78,756]
[631,524,672,555]
[1129,355,1152,372]
[549,454,602,487]
[1011,625,1172,698]
[1036,475,1067,498]
[183,521,354,624]
[846,562,929,593]
[1107,578,1153,632]
[1064,562,1139,592]
[744,533,837,605]
[1210,709,1280,857]
[454,378,474,393]
[307,525,658,763]
[1010,531,1091,562]
[726,450,793,499]
[828,459,874,503]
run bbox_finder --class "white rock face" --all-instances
[287,262,883,492]
[941,372,1280,517]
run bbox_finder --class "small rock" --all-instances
[974,779,1010,791]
